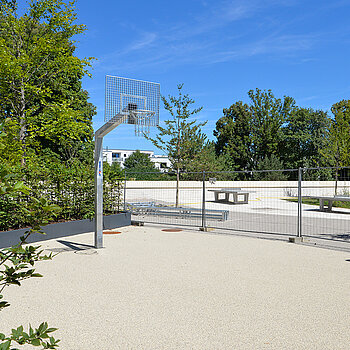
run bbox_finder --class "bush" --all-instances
[0,167,61,349]
[0,162,124,231]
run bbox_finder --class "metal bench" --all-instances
[208,188,251,204]
[126,203,229,221]
[305,196,350,212]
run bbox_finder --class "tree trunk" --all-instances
[19,118,26,167]
[19,86,26,167]
[176,166,179,207]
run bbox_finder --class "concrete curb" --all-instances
[0,212,131,248]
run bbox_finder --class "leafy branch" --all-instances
[0,166,61,349]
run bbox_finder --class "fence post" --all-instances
[123,171,127,212]
[297,167,303,238]
[290,167,304,243]
[290,167,303,243]
[201,170,206,230]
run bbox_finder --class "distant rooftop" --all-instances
[103,148,154,152]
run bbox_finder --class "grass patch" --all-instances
[284,197,350,209]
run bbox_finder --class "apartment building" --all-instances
[102,148,171,172]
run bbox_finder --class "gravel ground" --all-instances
[1,225,350,349]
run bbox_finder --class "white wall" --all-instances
[150,156,172,171]
[124,181,350,197]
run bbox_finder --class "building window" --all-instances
[112,153,120,158]
[160,163,167,168]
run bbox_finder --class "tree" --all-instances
[124,150,156,170]
[214,101,252,171]
[249,89,295,168]
[323,100,350,194]
[0,0,94,166]
[183,141,228,180]
[214,89,295,171]
[146,84,206,206]
[103,161,123,180]
[281,107,330,169]
[253,154,288,181]
[123,150,160,180]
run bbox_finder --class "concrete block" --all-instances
[289,236,304,243]
[199,227,215,232]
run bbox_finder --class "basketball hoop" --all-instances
[127,109,155,136]
[94,76,160,249]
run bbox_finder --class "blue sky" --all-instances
[73,0,350,154]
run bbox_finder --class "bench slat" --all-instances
[127,204,229,221]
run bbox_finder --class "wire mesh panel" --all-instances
[124,171,203,227]
[301,167,350,244]
[204,170,299,237]
[105,75,160,126]
[123,167,350,248]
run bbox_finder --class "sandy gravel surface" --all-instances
[1,226,350,349]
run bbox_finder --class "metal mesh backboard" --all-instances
[105,75,160,126]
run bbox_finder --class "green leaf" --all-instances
[30,338,41,346]
[0,340,10,350]
[46,328,58,333]
[31,273,43,277]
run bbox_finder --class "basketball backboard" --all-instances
[105,75,160,135]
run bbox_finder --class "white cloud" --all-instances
[127,32,157,51]
[96,0,322,73]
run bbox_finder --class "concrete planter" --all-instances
[0,212,131,248]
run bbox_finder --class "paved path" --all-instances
[1,226,350,349]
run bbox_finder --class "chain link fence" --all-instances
[124,167,350,248]
[301,167,350,243]
[203,169,299,237]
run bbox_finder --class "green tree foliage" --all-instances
[249,89,295,167]
[281,108,330,169]
[103,162,123,180]
[124,150,156,170]
[322,100,350,194]
[326,100,350,167]
[214,101,252,170]
[253,154,288,181]
[214,89,295,172]
[0,0,95,166]
[183,142,227,180]
[0,0,103,227]
[123,150,160,180]
[146,84,206,205]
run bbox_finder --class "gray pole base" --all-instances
[289,236,304,243]
[131,220,144,226]
[199,227,214,232]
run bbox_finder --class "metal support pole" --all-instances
[297,167,303,238]
[94,117,126,249]
[123,171,127,211]
[201,170,206,230]
[94,136,104,248]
